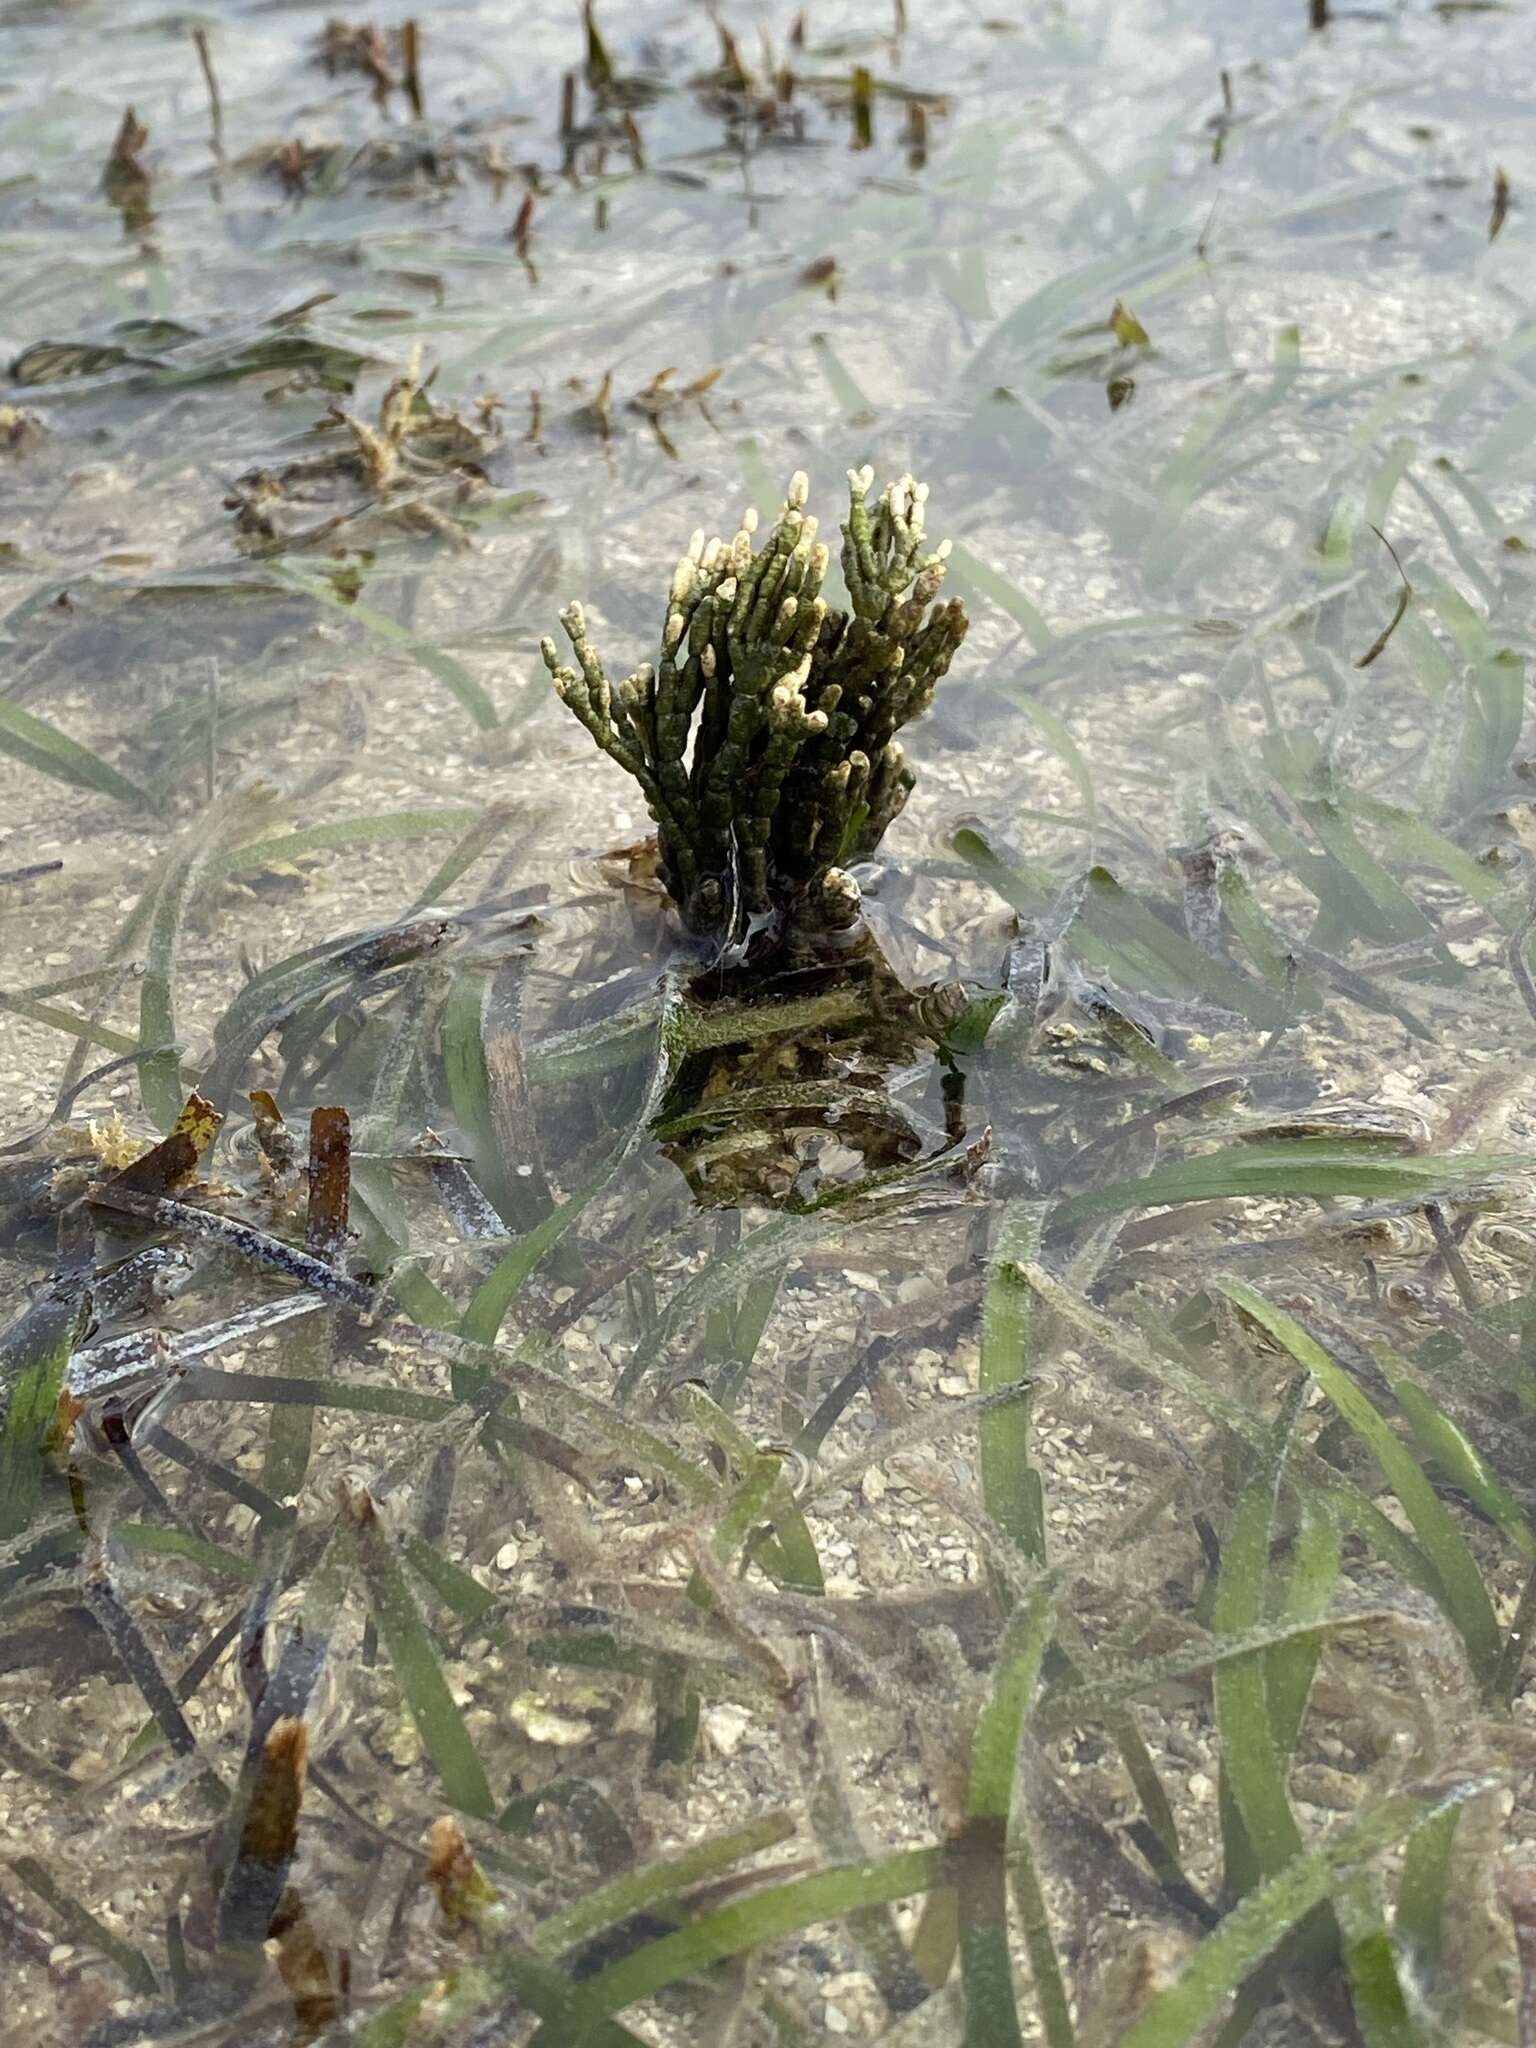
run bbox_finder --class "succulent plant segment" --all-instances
[541,467,968,943]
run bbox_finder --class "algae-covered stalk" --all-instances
[541,468,967,943]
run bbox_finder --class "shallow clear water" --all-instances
[2,1,1536,2042]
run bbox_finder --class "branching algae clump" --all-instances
[541,467,968,944]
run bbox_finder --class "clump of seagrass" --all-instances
[541,468,968,943]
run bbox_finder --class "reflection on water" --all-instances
[1,0,1535,2041]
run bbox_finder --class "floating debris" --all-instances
[225,349,500,554]
[0,403,45,454]
[255,136,336,196]
[625,365,723,455]
[319,16,395,94]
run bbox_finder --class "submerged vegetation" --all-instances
[2,0,1536,2045]
[543,468,967,944]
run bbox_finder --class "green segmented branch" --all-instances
[543,468,968,942]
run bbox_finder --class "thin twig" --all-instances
[1354,525,1412,668]
[191,26,224,154]
[1195,193,1221,259]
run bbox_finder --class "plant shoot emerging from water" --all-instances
[541,468,968,944]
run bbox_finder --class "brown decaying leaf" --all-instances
[1491,165,1512,242]
[571,368,614,438]
[103,1091,222,1198]
[305,1105,351,1263]
[401,17,423,119]
[627,365,722,419]
[263,138,330,194]
[851,65,873,149]
[320,17,394,91]
[425,1816,501,1926]
[102,108,149,190]
[249,1089,299,1189]
[905,99,928,166]
[226,347,497,555]
[269,1891,341,2042]
[715,20,750,92]
[582,0,614,91]
[240,1719,309,1875]
[218,1718,311,1947]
